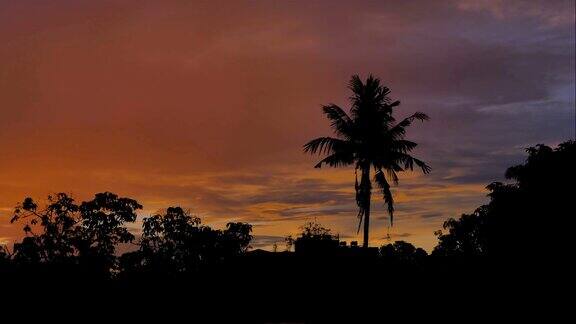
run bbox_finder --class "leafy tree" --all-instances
[9,192,141,275]
[433,140,575,257]
[380,240,427,263]
[222,222,253,255]
[138,207,203,273]
[10,193,79,263]
[432,207,488,256]
[135,207,252,274]
[299,220,334,240]
[304,75,430,247]
[76,192,141,273]
[291,221,339,254]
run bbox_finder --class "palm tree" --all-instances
[304,75,431,248]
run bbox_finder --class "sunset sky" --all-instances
[1,0,574,251]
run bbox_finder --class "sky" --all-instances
[1,0,574,251]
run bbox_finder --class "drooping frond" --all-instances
[303,137,347,155]
[409,112,430,122]
[393,153,432,174]
[355,167,371,233]
[374,169,394,226]
[412,157,432,174]
[355,169,362,233]
[386,168,399,185]
[313,152,355,168]
[389,112,430,139]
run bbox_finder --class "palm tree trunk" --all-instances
[362,166,371,248]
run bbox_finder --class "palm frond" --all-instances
[394,153,431,174]
[374,169,395,226]
[313,152,355,168]
[391,139,418,153]
[389,112,430,139]
[413,157,432,174]
[386,168,399,185]
[348,75,364,101]
[322,104,354,138]
[303,137,346,155]
[355,169,363,233]
[387,100,400,109]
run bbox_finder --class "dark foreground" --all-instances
[2,253,565,323]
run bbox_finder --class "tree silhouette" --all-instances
[299,220,334,240]
[289,220,340,254]
[380,240,427,266]
[432,207,488,256]
[9,192,141,276]
[433,140,575,257]
[381,240,427,258]
[304,75,430,247]
[76,192,141,274]
[10,193,79,264]
[138,206,209,274]
[221,222,253,255]
[125,207,253,275]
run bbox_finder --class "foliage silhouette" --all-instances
[298,220,335,240]
[120,206,252,277]
[288,220,340,255]
[380,240,427,261]
[9,192,141,276]
[433,140,575,257]
[77,192,142,274]
[304,75,430,247]
[11,193,80,264]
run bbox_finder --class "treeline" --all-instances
[0,141,572,271]
[0,141,572,321]
[1,140,574,279]
[0,194,253,280]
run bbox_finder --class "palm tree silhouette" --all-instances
[304,75,431,248]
